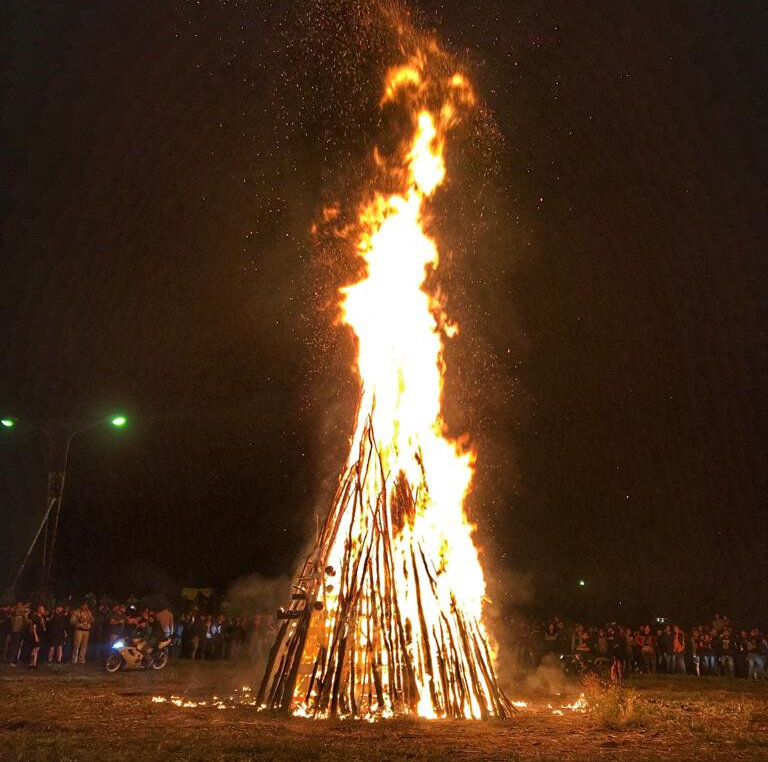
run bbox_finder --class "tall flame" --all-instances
[339,60,484,622]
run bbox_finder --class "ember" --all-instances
[257,43,511,721]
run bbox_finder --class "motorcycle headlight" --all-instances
[112,640,125,649]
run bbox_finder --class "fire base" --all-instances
[257,415,512,720]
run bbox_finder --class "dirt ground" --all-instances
[1,661,767,762]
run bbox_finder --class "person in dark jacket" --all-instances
[717,629,735,677]
[658,625,674,673]
[27,605,46,668]
[47,606,68,663]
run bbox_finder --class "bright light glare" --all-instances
[110,415,127,428]
[1,418,15,429]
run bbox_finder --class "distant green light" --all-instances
[578,579,586,587]
[1,418,15,429]
[110,415,127,428]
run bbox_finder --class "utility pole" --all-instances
[3,414,128,598]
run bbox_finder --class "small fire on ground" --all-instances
[151,686,258,710]
[151,689,589,717]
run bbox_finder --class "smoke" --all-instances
[224,573,291,617]
[483,564,534,685]
[523,654,568,695]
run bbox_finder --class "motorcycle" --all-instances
[560,651,611,678]
[105,636,171,672]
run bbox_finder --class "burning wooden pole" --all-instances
[258,416,512,719]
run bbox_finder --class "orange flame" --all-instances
[298,54,493,719]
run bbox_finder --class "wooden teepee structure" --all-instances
[257,412,512,719]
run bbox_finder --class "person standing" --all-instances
[640,625,657,674]
[622,627,635,675]
[69,601,94,664]
[27,605,46,668]
[699,631,717,675]
[689,629,701,676]
[658,625,673,673]
[672,625,687,674]
[190,614,209,661]
[8,602,29,666]
[47,605,68,663]
[745,628,767,680]
[108,604,126,646]
[717,629,735,677]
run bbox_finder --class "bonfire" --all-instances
[257,44,511,720]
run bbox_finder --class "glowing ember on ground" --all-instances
[256,35,511,720]
[548,693,588,715]
[151,687,259,710]
[151,690,589,720]
[561,694,588,712]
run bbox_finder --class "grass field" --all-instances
[1,661,767,761]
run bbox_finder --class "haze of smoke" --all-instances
[524,654,567,696]
[225,573,291,616]
[484,565,534,684]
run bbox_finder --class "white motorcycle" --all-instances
[105,636,171,672]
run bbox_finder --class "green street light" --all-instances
[1,417,16,429]
[110,415,127,428]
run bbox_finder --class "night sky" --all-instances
[1,1,765,624]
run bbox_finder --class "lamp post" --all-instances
[3,414,128,597]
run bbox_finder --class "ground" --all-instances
[2,661,767,761]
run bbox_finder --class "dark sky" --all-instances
[1,0,765,624]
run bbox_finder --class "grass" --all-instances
[582,675,647,728]
[1,661,766,761]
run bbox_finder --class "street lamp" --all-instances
[6,413,129,597]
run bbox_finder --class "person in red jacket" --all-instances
[672,624,687,674]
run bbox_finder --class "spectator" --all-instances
[623,627,635,675]
[596,628,609,657]
[27,605,46,669]
[699,631,717,676]
[543,623,560,654]
[607,625,624,681]
[745,628,767,680]
[717,629,736,677]
[671,625,686,674]
[658,625,674,673]
[47,605,68,663]
[640,625,656,674]
[8,602,29,666]
[69,601,94,664]
[108,604,126,646]
[190,614,209,661]
[735,629,750,678]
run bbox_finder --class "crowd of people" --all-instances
[517,614,768,680]
[3,596,767,683]
[0,595,276,668]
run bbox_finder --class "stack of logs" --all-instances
[257,414,513,719]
